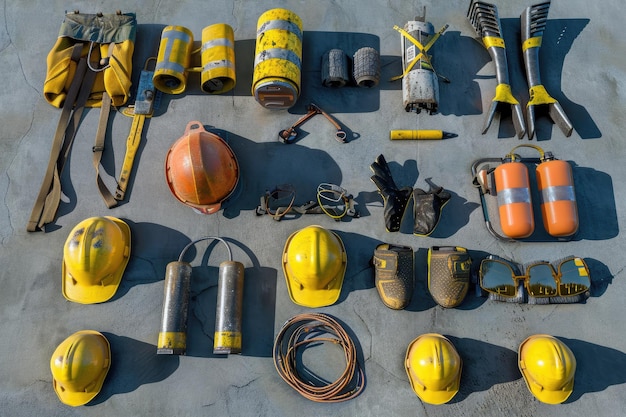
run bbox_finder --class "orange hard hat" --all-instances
[165,121,239,214]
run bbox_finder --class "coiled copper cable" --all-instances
[273,313,365,402]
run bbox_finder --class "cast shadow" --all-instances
[182,238,277,358]
[585,257,613,298]
[110,220,190,301]
[445,336,519,403]
[205,129,345,220]
[571,164,618,240]
[437,30,490,117]
[406,247,437,312]
[88,333,179,405]
[333,231,382,304]
[561,337,626,402]
[540,18,599,140]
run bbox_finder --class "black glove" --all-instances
[370,154,412,232]
[413,178,451,236]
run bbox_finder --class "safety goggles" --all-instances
[479,256,590,300]
[256,183,359,221]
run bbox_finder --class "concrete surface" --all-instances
[1,0,625,416]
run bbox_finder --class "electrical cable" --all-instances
[273,313,365,402]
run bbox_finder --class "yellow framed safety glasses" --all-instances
[479,256,590,299]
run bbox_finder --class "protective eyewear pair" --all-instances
[479,256,590,300]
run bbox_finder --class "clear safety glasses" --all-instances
[479,256,590,299]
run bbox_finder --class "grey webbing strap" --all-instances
[92,91,118,208]
[27,44,96,232]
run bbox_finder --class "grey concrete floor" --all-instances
[1,0,625,416]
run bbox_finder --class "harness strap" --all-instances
[27,43,97,232]
[92,91,118,208]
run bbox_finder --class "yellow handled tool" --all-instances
[390,130,456,140]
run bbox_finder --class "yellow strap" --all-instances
[527,84,556,106]
[493,83,519,105]
[390,24,448,81]
[522,36,542,52]
[483,36,505,49]
[115,112,147,201]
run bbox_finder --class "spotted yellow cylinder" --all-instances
[153,25,194,94]
[201,23,236,94]
[252,8,302,109]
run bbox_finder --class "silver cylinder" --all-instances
[213,261,245,354]
[157,261,192,355]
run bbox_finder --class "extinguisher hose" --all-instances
[178,236,232,262]
[505,144,546,162]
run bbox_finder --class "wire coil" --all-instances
[273,313,365,402]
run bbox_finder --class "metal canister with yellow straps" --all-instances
[252,8,303,109]
[153,25,194,94]
[153,24,237,95]
[200,23,236,94]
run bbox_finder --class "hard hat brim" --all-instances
[282,228,347,308]
[52,330,111,406]
[62,217,131,304]
[405,333,462,405]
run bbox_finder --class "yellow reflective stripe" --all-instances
[497,187,531,206]
[483,36,505,49]
[214,331,242,349]
[528,84,557,106]
[494,83,519,105]
[157,332,186,349]
[541,185,575,203]
[522,36,542,51]
[574,258,589,276]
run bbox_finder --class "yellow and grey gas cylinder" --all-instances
[201,23,236,94]
[214,261,245,354]
[157,261,192,355]
[252,8,303,109]
[401,18,439,113]
[153,25,194,94]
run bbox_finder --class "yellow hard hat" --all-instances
[50,330,111,406]
[518,334,576,404]
[282,225,347,307]
[62,216,131,304]
[405,333,462,405]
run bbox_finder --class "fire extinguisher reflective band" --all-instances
[203,60,235,72]
[159,30,191,74]
[541,185,576,203]
[202,38,234,52]
[254,48,302,67]
[497,187,531,206]
[257,19,303,40]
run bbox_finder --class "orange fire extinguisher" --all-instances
[536,152,578,237]
[494,149,535,239]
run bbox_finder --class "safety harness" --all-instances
[28,11,136,232]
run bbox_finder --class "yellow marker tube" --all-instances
[390,130,456,140]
